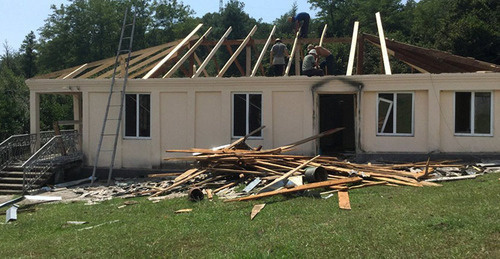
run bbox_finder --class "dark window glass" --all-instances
[455,92,471,134]
[125,94,137,137]
[233,94,247,137]
[138,94,150,137]
[474,92,491,134]
[396,93,412,134]
[248,94,262,136]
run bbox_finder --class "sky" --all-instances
[0,0,316,56]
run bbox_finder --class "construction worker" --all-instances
[288,12,310,38]
[270,38,289,76]
[307,44,334,75]
[302,49,324,77]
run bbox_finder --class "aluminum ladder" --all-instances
[91,9,136,185]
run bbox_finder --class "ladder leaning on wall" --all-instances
[91,9,136,185]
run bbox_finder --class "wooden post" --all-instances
[356,34,364,75]
[319,24,328,47]
[284,30,300,76]
[217,25,257,77]
[193,27,232,78]
[143,23,203,79]
[375,12,391,75]
[163,27,212,78]
[245,45,251,76]
[251,25,276,77]
[346,21,359,76]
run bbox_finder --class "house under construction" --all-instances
[5,15,499,192]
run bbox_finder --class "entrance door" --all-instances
[319,94,356,155]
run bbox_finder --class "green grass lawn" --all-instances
[1,173,499,258]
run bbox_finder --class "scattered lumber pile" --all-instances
[129,127,486,202]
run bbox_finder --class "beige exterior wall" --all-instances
[27,73,500,169]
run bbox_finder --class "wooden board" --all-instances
[338,190,351,210]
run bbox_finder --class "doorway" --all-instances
[319,94,356,155]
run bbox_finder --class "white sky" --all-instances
[0,0,316,56]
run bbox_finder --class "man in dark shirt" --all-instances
[270,38,289,76]
[288,12,310,38]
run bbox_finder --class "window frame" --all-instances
[231,92,263,139]
[376,92,415,136]
[123,93,151,139]
[453,91,494,137]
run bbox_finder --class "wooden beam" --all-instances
[226,177,363,202]
[375,12,391,75]
[143,23,203,79]
[338,190,351,210]
[217,25,258,77]
[356,34,364,75]
[259,155,320,193]
[319,24,328,47]
[245,45,251,76]
[127,45,181,78]
[163,27,212,78]
[284,30,300,76]
[60,64,88,79]
[200,37,351,46]
[251,25,276,77]
[224,44,245,76]
[193,27,232,78]
[346,21,359,76]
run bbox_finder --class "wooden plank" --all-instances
[174,168,199,182]
[217,25,257,77]
[251,204,266,220]
[259,155,320,193]
[214,181,238,193]
[60,64,88,79]
[338,190,351,210]
[163,27,212,78]
[150,169,206,197]
[226,177,362,202]
[224,44,245,76]
[193,27,232,78]
[284,30,300,76]
[251,25,276,77]
[375,12,391,75]
[280,127,345,151]
[346,21,359,76]
[319,24,328,47]
[148,172,182,178]
[143,23,203,79]
[245,45,251,76]
[225,125,265,150]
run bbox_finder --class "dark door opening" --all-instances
[319,94,356,155]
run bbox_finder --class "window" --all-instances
[232,93,262,138]
[377,92,414,135]
[125,94,150,138]
[455,92,492,135]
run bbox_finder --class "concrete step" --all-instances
[0,183,25,190]
[0,189,23,194]
[0,177,44,184]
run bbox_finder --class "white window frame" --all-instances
[231,92,263,139]
[124,93,151,139]
[376,92,414,136]
[454,91,494,137]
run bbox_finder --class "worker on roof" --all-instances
[307,44,334,75]
[302,49,324,77]
[270,38,289,76]
[288,12,310,38]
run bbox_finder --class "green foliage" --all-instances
[19,31,38,78]
[0,62,29,140]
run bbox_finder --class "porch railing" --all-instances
[0,130,76,171]
[21,132,82,193]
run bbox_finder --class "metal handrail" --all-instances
[0,130,76,172]
[21,132,82,193]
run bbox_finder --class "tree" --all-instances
[19,31,38,78]
[0,47,29,139]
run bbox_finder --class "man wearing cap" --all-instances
[302,49,324,77]
[288,12,310,38]
[270,38,289,76]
